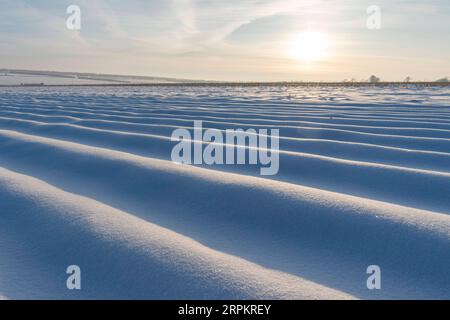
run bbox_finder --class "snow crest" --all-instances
[0,86,450,299]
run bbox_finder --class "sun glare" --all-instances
[288,31,330,63]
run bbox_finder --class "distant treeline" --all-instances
[2,81,450,88]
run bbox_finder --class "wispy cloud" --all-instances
[1,0,449,80]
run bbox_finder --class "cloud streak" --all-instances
[1,0,449,81]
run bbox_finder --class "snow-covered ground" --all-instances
[0,85,449,299]
[0,73,112,86]
[0,71,198,86]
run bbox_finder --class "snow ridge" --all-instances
[0,86,450,299]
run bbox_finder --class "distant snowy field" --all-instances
[0,85,449,299]
[0,73,111,85]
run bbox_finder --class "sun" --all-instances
[288,31,330,63]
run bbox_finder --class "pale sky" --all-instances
[1,0,449,81]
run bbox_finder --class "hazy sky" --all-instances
[1,0,449,81]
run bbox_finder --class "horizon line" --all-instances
[1,69,448,85]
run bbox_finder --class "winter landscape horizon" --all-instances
[1,0,450,304]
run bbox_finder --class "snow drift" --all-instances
[0,85,449,299]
